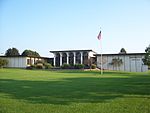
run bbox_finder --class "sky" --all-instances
[1,0,150,57]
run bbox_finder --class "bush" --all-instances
[44,63,53,69]
[36,63,44,69]
[35,60,44,64]
[60,64,85,69]
[26,66,33,70]
[31,64,36,69]
[74,64,84,69]
[91,64,96,69]
[61,63,70,69]
[26,65,36,70]
[84,65,90,69]
[0,58,8,68]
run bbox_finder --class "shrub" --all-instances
[36,63,44,69]
[84,65,90,69]
[0,58,8,68]
[35,60,44,64]
[91,64,96,69]
[44,63,53,69]
[26,65,37,70]
[61,63,70,69]
[31,64,36,69]
[26,66,33,70]
[74,64,84,69]
[69,65,75,69]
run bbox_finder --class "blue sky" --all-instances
[1,0,150,57]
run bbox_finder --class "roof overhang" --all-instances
[94,53,145,56]
[50,49,97,53]
[0,55,50,59]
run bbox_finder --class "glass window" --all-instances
[27,59,30,65]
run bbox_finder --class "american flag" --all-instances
[97,31,101,40]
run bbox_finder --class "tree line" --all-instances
[0,47,40,68]
[4,48,40,57]
[0,46,150,69]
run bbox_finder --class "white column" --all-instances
[53,53,56,66]
[87,52,90,60]
[80,52,83,64]
[73,52,76,65]
[60,52,62,66]
[87,52,90,65]
[66,52,69,64]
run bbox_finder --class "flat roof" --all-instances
[95,53,145,56]
[50,49,96,53]
[0,55,50,59]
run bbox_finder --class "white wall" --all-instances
[1,57,44,68]
[2,57,27,68]
[97,54,148,72]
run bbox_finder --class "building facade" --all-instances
[96,53,148,72]
[50,50,96,67]
[0,50,149,72]
[0,56,50,68]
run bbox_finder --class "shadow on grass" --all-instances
[57,70,131,75]
[0,75,150,105]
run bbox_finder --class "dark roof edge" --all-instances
[0,55,50,59]
[50,49,97,53]
[95,53,145,56]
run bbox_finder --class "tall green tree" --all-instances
[22,50,40,57]
[143,45,150,67]
[5,48,20,56]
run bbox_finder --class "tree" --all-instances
[119,48,127,54]
[0,58,8,68]
[143,45,150,67]
[110,58,123,70]
[21,50,40,57]
[5,48,20,56]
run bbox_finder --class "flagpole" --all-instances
[100,27,103,74]
[97,27,103,75]
[100,36,103,75]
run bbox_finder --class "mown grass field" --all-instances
[0,69,150,113]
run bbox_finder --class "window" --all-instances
[27,59,31,65]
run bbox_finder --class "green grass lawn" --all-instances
[0,69,150,113]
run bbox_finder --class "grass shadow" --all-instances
[57,70,131,75]
[1,73,150,105]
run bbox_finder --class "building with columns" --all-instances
[50,50,96,67]
[0,49,148,72]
